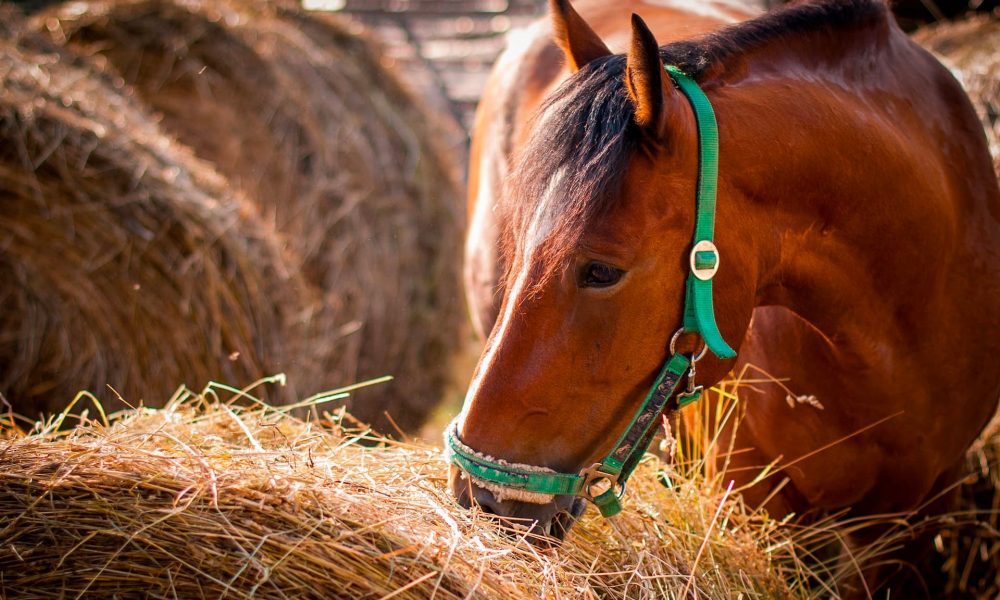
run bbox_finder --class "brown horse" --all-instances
[453,0,1000,594]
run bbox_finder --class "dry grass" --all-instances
[0,377,800,599]
[682,368,1000,598]
[0,373,997,597]
[34,0,466,433]
[936,411,1000,598]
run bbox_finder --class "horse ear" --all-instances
[626,14,669,134]
[549,0,611,72]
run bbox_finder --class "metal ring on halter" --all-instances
[669,328,708,362]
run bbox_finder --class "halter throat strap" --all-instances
[445,66,735,518]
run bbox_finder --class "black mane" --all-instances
[662,0,888,79]
[506,0,889,274]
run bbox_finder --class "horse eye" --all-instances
[579,262,625,288]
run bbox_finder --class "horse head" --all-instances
[449,0,757,541]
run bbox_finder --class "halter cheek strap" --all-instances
[445,66,735,519]
[667,65,736,361]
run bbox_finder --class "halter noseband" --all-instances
[446,66,736,518]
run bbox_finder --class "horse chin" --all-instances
[547,497,587,542]
[452,473,588,546]
[504,497,587,548]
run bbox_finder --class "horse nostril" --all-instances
[550,498,586,540]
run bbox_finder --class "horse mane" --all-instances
[662,0,889,80]
[504,0,889,282]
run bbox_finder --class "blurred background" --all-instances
[14,0,992,173]
[2,0,997,443]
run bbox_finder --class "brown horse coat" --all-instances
[458,0,1000,593]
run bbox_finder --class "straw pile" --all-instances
[914,15,1000,173]
[0,13,317,418]
[671,369,1000,598]
[2,375,997,597]
[0,379,796,599]
[931,411,1000,598]
[35,0,465,433]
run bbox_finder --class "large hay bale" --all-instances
[0,384,793,599]
[36,0,465,434]
[914,16,1000,174]
[0,13,317,416]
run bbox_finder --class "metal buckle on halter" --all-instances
[579,463,624,502]
[690,240,720,281]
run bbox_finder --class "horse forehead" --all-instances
[581,199,655,246]
[519,160,670,259]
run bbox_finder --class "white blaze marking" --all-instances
[459,166,567,426]
[465,19,551,341]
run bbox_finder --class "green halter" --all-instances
[446,66,736,518]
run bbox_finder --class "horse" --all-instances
[450,0,1000,594]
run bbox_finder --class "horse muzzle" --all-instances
[450,466,586,544]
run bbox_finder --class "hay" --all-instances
[4,376,998,597]
[35,0,465,433]
[914,15,1000,174]
[0,12,324,418]
[691,372,1000,597]
[932,410,1000,598]
[0,380,796,599]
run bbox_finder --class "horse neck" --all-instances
[711,28,946,356]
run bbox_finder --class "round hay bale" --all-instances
[914,16,1000,174]
[0,12,316,417]
[36,0,465,434]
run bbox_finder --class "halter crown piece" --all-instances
[445,66,736,518]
